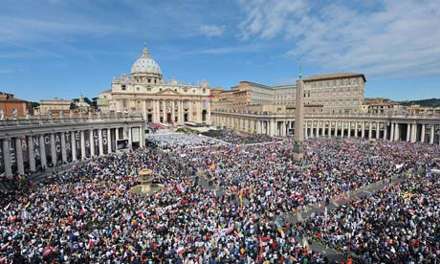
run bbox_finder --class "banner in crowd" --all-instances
[132,127,140,142]
[102,129,108,153]
[74,132,81,159]
[64,132,72,161]
[117,139,129,150]
[32,136,41,166]
[85,132,90,157]
[18,137,28,164]
[10,138,16,168]
[44,134,51,164]
[54,133,61,164]
[93,130,99,155]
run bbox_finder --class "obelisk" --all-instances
[293,75,305,160]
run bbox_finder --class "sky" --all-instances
[0,0,439,102]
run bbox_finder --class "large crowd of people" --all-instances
[146,133,227,149]
[201,129,278,145]
[0,129,439,263]
[301,172,440,263]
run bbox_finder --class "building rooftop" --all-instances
[303,72,366,82]
[0,92,27,103]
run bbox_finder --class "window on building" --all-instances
[148,79,151,83]
[121,85,126,91]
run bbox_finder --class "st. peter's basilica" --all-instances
[98,48,211,125]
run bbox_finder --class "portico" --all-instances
[0,113,144,178]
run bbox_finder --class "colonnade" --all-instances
[212,113,440,145]
[304,120,439,144]
[1,125,145,178]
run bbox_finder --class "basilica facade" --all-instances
[99,48,211,125]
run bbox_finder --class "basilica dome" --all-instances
[131,48,162,75]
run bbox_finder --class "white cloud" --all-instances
[238,0,440,78]
[199,25,225,37]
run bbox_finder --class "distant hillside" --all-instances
[399,98,440,107]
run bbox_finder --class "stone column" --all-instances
[282,121,286,137]
[152,100,156,123]
[206,99,211,125]
[390,122,395,141]
[395,123,400,141]
[139,126,145,148]
[315,121,319,137]
[328,121,332,138]
[421,124,425,143]
[171,101,176,124]
[90,130,95,157]
[339,122,343,138]
[321,121,325,137]
[270,119,276,136]
[15,137,24,175]
[189,101,193,122]
[50,133,57,166]
[368,122,373,139]
[348,122,351,138]
[304,121,308,139]
[80,130,86,160]
[98,129,104,156]
[2,139,12,178]
[430,125,435,144]
[353,122,358,138]
[384,123,388,140]
[411,123,417,143]
[162,100,168,124]
[406,124,411,142]
[340,121,344,138]
[376,123,380,140]
[61,132,67,163]
[197,100,203,123]
[28,136,36,172]
[310,121,314,138]
[156,100,161,123]
[180,101,185,124]
[115,127,120,141]
[313,121,317,138]
[107,128,112,154]
[151,100,156,122]
[256,120,261,134]
[71,131,77,161]
[143,100,147,121]
[39,135,47,168]
[361,122,365,138]
[128,127,133,149]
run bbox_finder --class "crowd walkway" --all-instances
[293,172,408,262]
